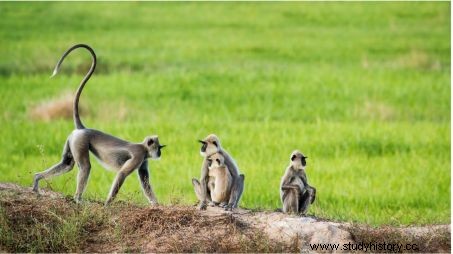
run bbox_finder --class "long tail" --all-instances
[51,44,96,129]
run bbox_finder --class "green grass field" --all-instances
[0,2,450,226]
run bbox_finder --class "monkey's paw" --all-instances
[74,198,84,204]
[224,204,234,211]
[198,202,207,210]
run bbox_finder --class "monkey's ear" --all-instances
[147,138,154,146]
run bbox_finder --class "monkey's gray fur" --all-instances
[280,150,316,214]
[192,134,244,211]
[32,44,165,206]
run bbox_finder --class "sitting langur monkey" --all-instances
[192,134,244,211]
[207,152,233,207]
[280,150,316,214]
[32,44,165,206]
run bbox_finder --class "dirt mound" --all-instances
[0,183,450,253]
[111,205,289,252]
[0,183,290,252]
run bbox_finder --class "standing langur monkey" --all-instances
[32,44,165,206]
[280,150,316,214]
[192,134,245,211]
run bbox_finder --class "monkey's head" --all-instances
[290,150,307,169]
[198,134,221,157]
[207,153,225,168]
[144,135,165,160]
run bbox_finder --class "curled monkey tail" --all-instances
[51,44,97,129]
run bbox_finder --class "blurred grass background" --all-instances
[0,2,450,225]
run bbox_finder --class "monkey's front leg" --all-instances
[138,160,158,205]
[105,159,138,206]
[196,160,211,210]
[198,178,210,210]
[105,171,128,206]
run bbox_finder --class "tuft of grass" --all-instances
[0,194,108,252]
[28,92,79,122]
[349,224,451,253]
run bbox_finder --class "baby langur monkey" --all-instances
[280,150,316,214]
[207,153,233,208]
[192,134,245,211]
[32,44,165,206]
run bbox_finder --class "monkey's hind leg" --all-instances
[71,139,91,204]
[299,187,315,215]
[283,190,299,214]
[32,140,75,192]
[309,186,316,204]
[192,178,212,210]
[225,174,245,211]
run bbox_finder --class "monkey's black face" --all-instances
[157,144,165,158]
[199,140,207,152]
[145,136,165,160]
[291,154,307,167]
[199,138,220,157]
[207,155,223,168]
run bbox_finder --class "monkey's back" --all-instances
[70,129,144,171]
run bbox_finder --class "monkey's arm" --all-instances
[138,160,158,205]
[280,171,302,204]
[105,157,141,206]
[281,184,301,191]
[299,173,316,203]
[281,185,300,204]
[280,171,295,191]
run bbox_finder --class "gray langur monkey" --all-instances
[280,150,316,214]
[207,152,233,208]
[192,134,244,211]
[32,44,165,206]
